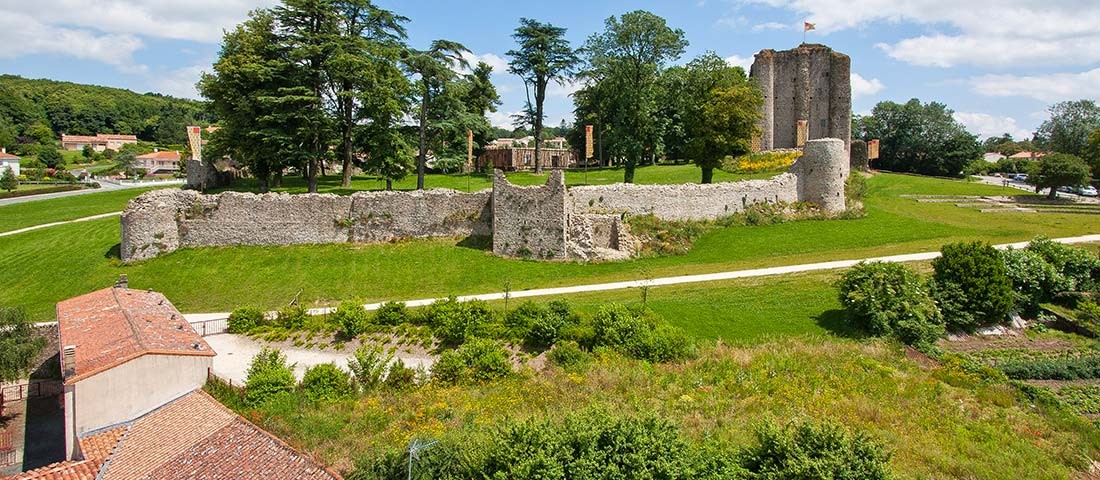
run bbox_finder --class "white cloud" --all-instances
[743,0,1100,68]
[1,0,276,43]
[151,64,208,99]
[969,68,1100,103]
[850,73,884,100]
[0,13,145,71]
[953,112,1033,140]
[546,78,581,98]
[489,110,521,129]
[459,52,509,75]
[725,55,753,71]
[752,21,790,31]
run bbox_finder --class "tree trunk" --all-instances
[701,166,714,184]
[341,91,354,188]
[1048,186,1059,199]
[534,82,545,174]
[308,135,320,193]
[386,178,392,191]
[417,87,429,190]
[624,158,636,183]
[273,170,282,188]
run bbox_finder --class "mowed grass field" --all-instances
[0,186,162,232]
[0,171,1093,324]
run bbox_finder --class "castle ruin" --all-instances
[120,138,849,263]
[750,44,851,153]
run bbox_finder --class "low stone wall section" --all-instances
[121,188,491,262]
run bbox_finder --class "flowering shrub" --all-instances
[723,150,802,173]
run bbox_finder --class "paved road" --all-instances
[0,211,121,237]
[0,178,182,206]
[182,233,1100,323]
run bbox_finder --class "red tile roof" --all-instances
[56,287,214,385]
[1009,151,1046,159]
[6,460,101,480]
[60,135,100,143]
[60,134,139,144]
[11,392,341,480]
[135,151,180,160]
[0,151,18,159]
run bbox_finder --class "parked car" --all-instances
[1058,185,1074,193]
[1012,173,1029,181]
[1075,185,1098,197]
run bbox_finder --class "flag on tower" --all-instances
[804,21,816,31]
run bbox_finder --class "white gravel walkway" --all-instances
[0,211,120,237]
[202,334,435,384]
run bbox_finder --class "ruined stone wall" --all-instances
[491,170,568,259]
[751,44,851,153]
[123,139,847,263]
[121,188,491,262]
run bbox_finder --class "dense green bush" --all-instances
[998,356,1100,380]
[373,301,408,326]
[836,262,944,347]
[1026,237,1100,292]
[228,306,265,333]
[244,347,296,407]
[432,338,512,384]
[932,242,1014,331]
[1080,301,1100,323]
[546,340,592,371]
[738,420,892,479]
[505,300,577,348]
[347,345,393,392]
[332,301,370,339]
[1001,248,1072,315]
[300,363,354,401]
[384,359,417,390]
[276,304,309,329]
[428,297,491,345]
[592,304,693,362]
[354,411,892,480]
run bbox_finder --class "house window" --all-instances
[524,153,532,165]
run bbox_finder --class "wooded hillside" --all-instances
[0,75,213,152]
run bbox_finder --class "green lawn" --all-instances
[0,186,166,233]
[0,172,1095,321]
[209,164,775,194]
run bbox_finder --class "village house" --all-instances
[134,149,181,174]
[13,281,341,480]
[60,134,138,152]
[478,137,579,171]
[0,148,19,176]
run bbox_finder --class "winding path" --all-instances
[0,211,121,237]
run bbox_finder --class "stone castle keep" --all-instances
[750,44,851,153]
[121,139,848,262]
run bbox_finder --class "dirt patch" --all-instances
[1025,379,1100,391]
[904,346,939,369]
[939,334,1076,353]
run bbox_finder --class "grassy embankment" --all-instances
[0,170,1094,323]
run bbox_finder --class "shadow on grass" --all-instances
[104,243,121,260]
[455,235,491,251]
[815,309,871,340]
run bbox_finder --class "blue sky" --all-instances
[2,0,1098,141]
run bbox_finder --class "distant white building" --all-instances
[134,149,181,174]
[0,148,18,176]
[983,152,1005,163]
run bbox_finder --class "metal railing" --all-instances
[190,318,228,337]
[1,381,62,404]
[0,430,14,467]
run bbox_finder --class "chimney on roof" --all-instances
[114,274,128,289]
[62,346,76,378]
[2,148,5,154]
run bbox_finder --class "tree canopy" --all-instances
[507,18,578,174]
[1026,153,1092,199]
[857,99,981,177]
[0,75,212,155]
[1036,100,1100,157]
[0,306,45,384]
[577,10,688,183]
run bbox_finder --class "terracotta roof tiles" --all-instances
[56,287,214,385]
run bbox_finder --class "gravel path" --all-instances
[0,211,120,237]
[202,334,435,384]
